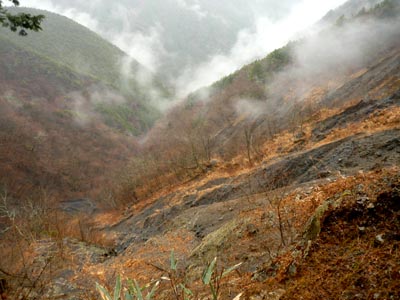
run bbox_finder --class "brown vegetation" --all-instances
[1,3,400,299]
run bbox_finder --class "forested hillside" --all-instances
[0,8,167,202]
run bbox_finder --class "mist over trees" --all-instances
[19,0,322,82]
[115,0,400,201]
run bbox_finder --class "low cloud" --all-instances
[66,85,127,126]
[113,25,166,73]
[235,98,267,120]
[22,0,166,73]
[21,0,100,32]
[21,0,348,97]
[268,15,400,103]
[23,0,381,113]
[175,0,348,97]
[62,8,100,31]
[175,0,208,19]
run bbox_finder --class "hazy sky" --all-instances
[20,0,348,95]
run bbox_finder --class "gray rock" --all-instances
[59,198,97,215]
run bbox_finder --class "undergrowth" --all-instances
[96,252,243,300]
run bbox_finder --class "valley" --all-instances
[0,1,399,299]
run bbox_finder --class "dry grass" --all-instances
[242,167,400,300]
[316,106,400,146]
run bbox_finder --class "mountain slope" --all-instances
[319,0,384,25]
[0,10,165,202]
[1,8,140,90]
[1,7,171,129]
[0,1,399,299]
[0,35,140,201]
[17,0,304,81]
[4,59,398,299]
[115,0,399,201]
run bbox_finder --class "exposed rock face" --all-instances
[313,94,400,141]
[59,198,97,215]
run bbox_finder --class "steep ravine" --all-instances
[14,88,399,299]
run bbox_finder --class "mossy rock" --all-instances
[187,218,250,280]
[302,191,350,241]
[191,219,238,260]
[302,201,331,241]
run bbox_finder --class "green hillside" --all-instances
[0,34,88,93]
[0,7,169,99]
[1,7,133,87]
[0,8,171,135]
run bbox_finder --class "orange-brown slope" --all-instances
[243,170,400,300]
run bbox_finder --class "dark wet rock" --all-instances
[229,129,399,199]
[183,194,197,206]
[111,128,400,255]
[109,193,180,252]
[312,93,400,142]
[380,137,400,151]
[59,198,97,215]
[321,51,400,109]
[101,102,399,270]
[115,236,136,253]
[196,177,230,192]
[193,184,238,207]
